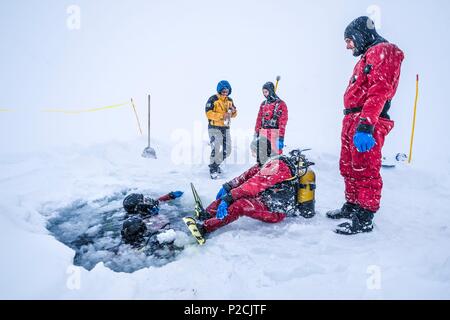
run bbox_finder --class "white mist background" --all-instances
[0,0,448,167]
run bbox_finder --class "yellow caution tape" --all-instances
[42,102,130,114]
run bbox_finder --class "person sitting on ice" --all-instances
[192,136,314,237]
[121,191,183,246]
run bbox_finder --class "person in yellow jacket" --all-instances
[205,80,237,179]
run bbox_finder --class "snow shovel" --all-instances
[142,94,157,159]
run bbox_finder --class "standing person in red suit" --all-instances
[327,16,404,235]
[254,82,288,155]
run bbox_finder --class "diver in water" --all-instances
[121,191,183,246]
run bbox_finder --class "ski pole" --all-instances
[147,94,151,148]
[275,75,281,92]
[131,98,143,135]
[408,74,419,164]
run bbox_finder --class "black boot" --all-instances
[298,201,316,219]
[209,164,219,179]
[335,207,375,235]
[326,202,358,220]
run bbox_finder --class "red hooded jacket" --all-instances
[254,100,289,138]
[344,42,404,126]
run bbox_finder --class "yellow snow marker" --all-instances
[130,98,143,135]
[275,75,281,92]
[408,74,420,164]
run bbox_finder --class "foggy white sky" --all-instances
[0,0,448,167]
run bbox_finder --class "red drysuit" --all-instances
[341,42,404,212]
[255,99,288,155]
[203,158,295,233]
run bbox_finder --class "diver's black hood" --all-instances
[262,82,280,103]
[344,16,388,57]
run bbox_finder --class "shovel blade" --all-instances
[142,147,157,159]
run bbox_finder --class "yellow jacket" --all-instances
[205,94,237,128]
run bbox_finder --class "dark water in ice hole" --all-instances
[47,190,192,273]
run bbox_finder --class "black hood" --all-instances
[344,16,387,57]
[262,82,280,103]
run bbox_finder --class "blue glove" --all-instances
[169,191,184,199]
[278,137,284,150]
[216,187,227,200]
[353,132,375,153]
[149,206,160,215]
[216,200,229,220]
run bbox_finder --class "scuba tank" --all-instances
[289,150,316,218]
[297,168,316,218]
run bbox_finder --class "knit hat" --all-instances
[217,80,232,95]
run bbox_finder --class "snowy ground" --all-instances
[1,137,449,299]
